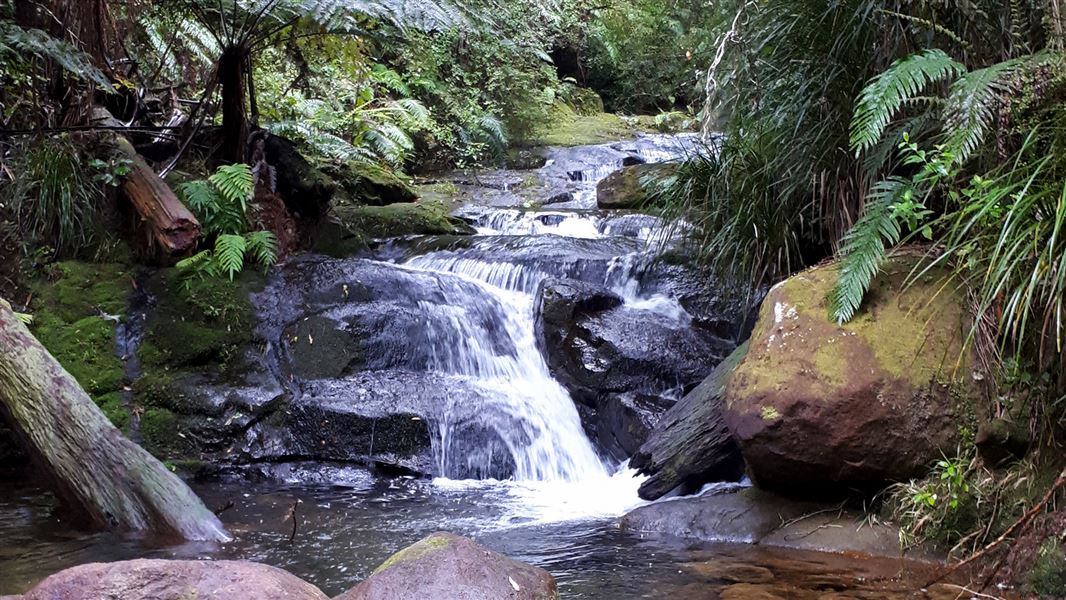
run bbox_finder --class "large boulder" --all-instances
[22,559,328,600]
[596,162,675,209]
[630,343,748,500]
[337,532,558,600]
[723,255,973,491]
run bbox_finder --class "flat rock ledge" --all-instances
[9,533,558,600]
[620,487,942,562]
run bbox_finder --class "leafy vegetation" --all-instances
[176,164,277,280]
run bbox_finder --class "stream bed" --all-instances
[0,134,946,598]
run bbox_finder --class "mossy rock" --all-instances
[723,254,975,491]
[561,86,605,117]
[29,261,131,428]
[336,532,559,600]
[528,103,653,147]
[331,202,475,240]
[596,162,677,210]
[331,161,418,207]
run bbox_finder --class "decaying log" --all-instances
[0,299,228,542]
[91,108,200,255]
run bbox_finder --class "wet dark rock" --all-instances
[976,416,1030,466]
[630,344,748,500]
[336,532,559,600]
[22,559,329,600]
[535,277,734,404]
[264,134,335,226]
[596,162,676,210]
[593,393,675,458]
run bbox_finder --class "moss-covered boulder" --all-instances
[331,161,418,207]
[723,255,974,491]
[336,532,558,600]
[596,162,676,210]
[331,202,475,241]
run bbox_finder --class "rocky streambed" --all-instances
[0,133,979,598]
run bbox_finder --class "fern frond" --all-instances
[179,180,220,218]
[214,234,248,280]
[0,23,113,89]
[208,163,254,211]
[850,49,965,155]
[244,230,278,268]
[942,55,1034,164]
[829,177,910,324]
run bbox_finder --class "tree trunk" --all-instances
[219,45,250,164]
[0,300,229,542]
[91,108,201,255]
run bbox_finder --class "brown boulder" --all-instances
[337,532,558,600]
[723,255,973,490]
[23,559,328,600]
[595,162,676,209]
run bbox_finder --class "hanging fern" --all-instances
[850,49,965,156]
[942,55,1037,164]
[829,177,910,324]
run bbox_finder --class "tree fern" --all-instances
[850,50,965,156]
[0,23,113,89]
[829,177,910,324]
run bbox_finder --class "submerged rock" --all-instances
[22,559,328,600]
[620,487,938,561]
[595,162,675,209]
[337,532,559,600]
[723,255,974,491]
[630,343,748,500]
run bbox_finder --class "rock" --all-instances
[723,255,973,491]
[630,343,748,500]
[330,161,418,206]
[975,416,1029,466]
[331,202,476,240]
[594,392,675,458]
[337,532,558,600]
[263,134,336,226]
[22,559,328,600]
[620,487,938,561]
[683,561,775,584]
[596,162,676,209]
[620,487,819,544]
[535,277,734,408]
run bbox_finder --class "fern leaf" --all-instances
[850,49,965,155]
[0,23,113,90]
[214,234,248,280]
[208,163,254,211]
[942,55,1035,164]
[244,230,279,268]
[829,177,909,323]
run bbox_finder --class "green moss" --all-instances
[139,407,181,457]
[528,103,655,147]
[331,161,418,207]
[374,534,454,574]
[95,391,129,432]
[28,261,130,409]
[760,406,781,421]
[333,201,475,239]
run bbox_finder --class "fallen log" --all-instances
[0,299,229,541]
[91,108,200,256]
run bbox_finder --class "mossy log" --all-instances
[0,300,228,541]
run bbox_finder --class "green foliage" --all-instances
[0,22,112,89]
[176,164,277,281]
[2,136,108,257]
[889,455,981,550]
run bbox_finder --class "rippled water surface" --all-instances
[0,477,943,598]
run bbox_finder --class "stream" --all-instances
[0,135,941,598]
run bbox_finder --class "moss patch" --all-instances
[29,261,131,429]
[330,161,418,207]
[332,202,475,239]
[526,103,655,147]
[374,534,454,574]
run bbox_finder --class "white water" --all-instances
[393,135,701,520]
